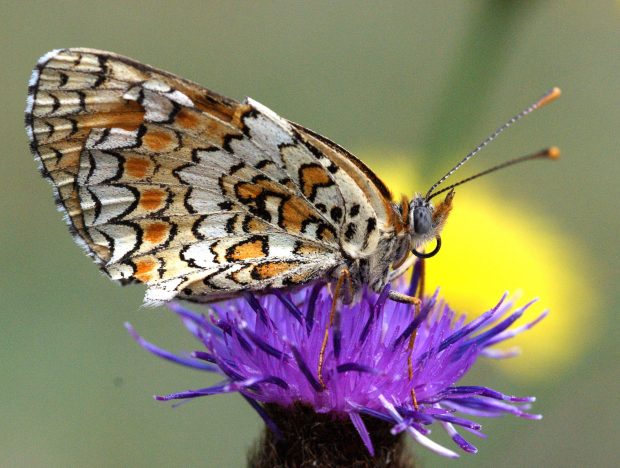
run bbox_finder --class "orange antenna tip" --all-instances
[536,87,562,109]
[546,146,561,159]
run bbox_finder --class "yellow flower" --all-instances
[365,149,600,380]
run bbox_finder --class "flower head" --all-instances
[127,269,545,461]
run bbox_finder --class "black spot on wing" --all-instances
[67,118,79,136]
[363,217,377,249]
[93,73,106,88]
[256,159,273,170]
[76,90,86,110]
[366,217,376,234]
[50,94,60,114]
[58,72,69,88]
[330,206,343,223]
[345,222,357,242]
[226,214,238,234]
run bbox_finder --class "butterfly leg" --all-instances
[317,268,351,389]
[388,290,422,410]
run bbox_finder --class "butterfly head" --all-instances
[408,190,454,259]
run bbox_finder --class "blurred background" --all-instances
[1,1,618,466]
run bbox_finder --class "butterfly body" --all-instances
[26,49,451,305]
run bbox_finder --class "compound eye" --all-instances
[412,206,432,234]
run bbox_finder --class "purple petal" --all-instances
[374,284,391,312]
[155,381,232,400]
[333,310,342,359]
[347,400,393,423]
[291,346,323,392]
[241,326,290,361]
[379,395,459,458]
[360,286,388,343]
[462,300,537,349]
[274,291,305,325]
[243,293,272,327]
[242,395,282,440]
[337,363,378,375]
[406,258,423,297]
[349,412,374,456]
[393,293,437,348]
[125,323,218,372]
[485,309,548,347]
[441,420,478,453]
[433,414,481,430]
[304,283,323,334]
[233,328,253,354]
[192,351,216,363]
[436,294,508,353]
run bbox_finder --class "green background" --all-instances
[1,1,618,466]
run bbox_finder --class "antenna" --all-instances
[425,87,561,200]
[427,147,560,201]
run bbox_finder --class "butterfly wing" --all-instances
[26,48,346,304]
[291,124,407,255]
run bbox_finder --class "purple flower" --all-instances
[127,269,546,460]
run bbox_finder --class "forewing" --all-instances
[26,48,341,303]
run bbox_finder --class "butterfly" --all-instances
[25,48,560,309]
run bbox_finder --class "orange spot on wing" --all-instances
[295,242,324,256]
[228,238,267,261]
[236,182,262,200]
[234,178,288,203]
[256,178,288,194]
[175,108,199,129]
[134,257,158,283]
[143,129,173,151]
[287,271,313,284]
[139,188,167,211]
[125,156,151,179]
[300,165,331,198]
[253,261,299,279]
[244,217,269,232]
[78,110,144,131]
[280,198,313,233]
[144,221,169,244]
[317,225,336,242]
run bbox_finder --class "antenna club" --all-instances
[546,146,561,159]
[536,87,562,109]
